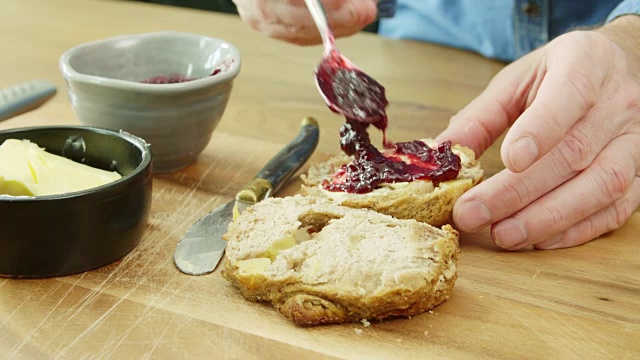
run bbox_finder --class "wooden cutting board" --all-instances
[2,131,639,359]
[1,1,638,358]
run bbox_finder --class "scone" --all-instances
[221,195,459,326]
[300,140,483,227]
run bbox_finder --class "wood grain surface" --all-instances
[1,1,638,359]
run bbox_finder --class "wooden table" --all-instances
[1,1,638,358]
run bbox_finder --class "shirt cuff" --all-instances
[606,0,640,23]
[377,0,397,18]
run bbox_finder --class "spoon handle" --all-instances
[304,0,335,54]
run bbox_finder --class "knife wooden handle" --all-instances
[236,116,320,203]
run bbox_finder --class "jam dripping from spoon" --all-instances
[315,56,462,194]
[303,0,461,194]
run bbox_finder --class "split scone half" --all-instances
[300,140,484,227]
[221,195,459,326]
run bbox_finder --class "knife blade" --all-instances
[174,116,320,275]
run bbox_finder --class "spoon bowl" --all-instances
[304,0,388,127]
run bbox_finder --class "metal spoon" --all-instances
[304,0,388,126]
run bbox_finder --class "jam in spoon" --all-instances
[304,0,389,130]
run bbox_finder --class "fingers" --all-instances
[490,134,640,250]
[234,0,377,45]
[435,51,540,157]
[235,20,368,46]
[274,0,377,27]
[453,101,620,232]
[533,175,640,250]
[435,95,511,158]
[500,33,614,173]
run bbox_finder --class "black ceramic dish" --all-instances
[0,126,153,278]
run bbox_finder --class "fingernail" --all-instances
[455,200,492,231]
[493,218,528,249]
[509,136,539,172]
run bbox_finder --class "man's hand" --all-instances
[436,15,640,250]
[231,0,378,45]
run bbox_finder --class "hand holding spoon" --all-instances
[304,0,389,128]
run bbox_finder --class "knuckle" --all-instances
[613,198,634,229]
[535,107,567,145]
[575,217,596,242]
[566,68,597,111]
[256,0,271,21]
[603,208,618,233]
[557,128,593,172]
[317,0,346,10]
[471,117,494,154]
[621,84,640,123]
[600,198,634,234]
[501,177,532,208]
[344,1,360,23]
[561,31,612,63]
[598,161,632,202]
[585,216,599,240]
[282,25,318,45]
[560,215,595,246]
[340,0,375,27]
[543,204,568,232]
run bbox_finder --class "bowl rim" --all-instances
[0,125,152,202]
[59,31,242,93]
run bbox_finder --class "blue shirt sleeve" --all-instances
[378,1,626,62]
[607,0,640,22]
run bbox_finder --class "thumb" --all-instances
[435,53,542,157]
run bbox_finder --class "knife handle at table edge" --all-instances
[236,116,320,203]
[0,80,57,123]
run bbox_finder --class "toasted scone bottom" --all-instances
[222,195,459,326]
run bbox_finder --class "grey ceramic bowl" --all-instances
[0,126,152,278]
[59,31,241,173]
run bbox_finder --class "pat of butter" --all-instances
[237,257,272,275]
[264,236,298,261]
[0,139,122,196]
[232,201,240,221]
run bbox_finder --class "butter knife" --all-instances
[173,116,320,275]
